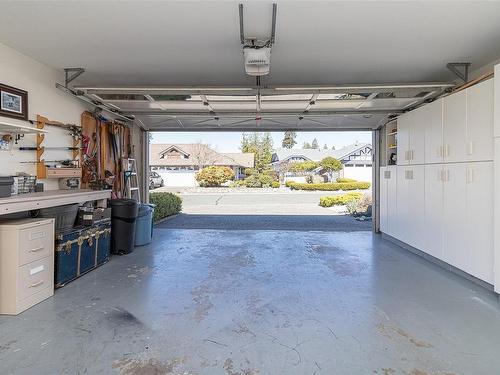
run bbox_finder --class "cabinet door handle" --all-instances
[466,168,474,184]
[29,280,44,288]
[29,246,44,253]
[444,145,450,157]
[438,146,442,158]
[468,141,474,156]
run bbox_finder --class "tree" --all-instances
[323,144,328,149]
[282,130,297,149]
[240,132,273,172]
[320,157,343,182]
[311,138,319,149]
[195,166,234,187]
[289,161,319,172]
[331,145,336,150]
[190,141,220,169]
[303,142,312,149]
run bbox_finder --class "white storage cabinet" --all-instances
[0,218,54,315]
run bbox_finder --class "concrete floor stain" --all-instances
[108,308,143,326]
[306,243,368,276]
[223,358,259,375]
[377,323,433,349]
[112,357,186,375]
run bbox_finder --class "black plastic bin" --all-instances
[110,199,139,255]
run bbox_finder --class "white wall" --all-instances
[0,42,88,190]
[494,64,500,293]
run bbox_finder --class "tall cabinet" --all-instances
[380,78,495,285]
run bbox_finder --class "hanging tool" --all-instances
[18,146,82,151]
[20,159,78,165]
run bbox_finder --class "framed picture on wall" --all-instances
[0,83,28,120]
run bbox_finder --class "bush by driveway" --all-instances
[150,192,182,223]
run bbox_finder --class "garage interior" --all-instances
[1,1,500,374]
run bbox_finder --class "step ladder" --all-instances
[122,158,141,202]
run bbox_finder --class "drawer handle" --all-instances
[29,231,46,240]
[29,246,44,253]
[29,280,44,288]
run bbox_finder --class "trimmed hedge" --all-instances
[149,192,182,223]
[271,181,280,188]
[288,181,371,191]
[336,177,357,183]
[319,192,363,207]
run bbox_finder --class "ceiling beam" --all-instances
[75,82,453,96]
[128,109,400,117]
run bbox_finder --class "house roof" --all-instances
[273,143,371,163]
[149,143,254,168]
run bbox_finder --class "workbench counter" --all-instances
[0,189,111,215]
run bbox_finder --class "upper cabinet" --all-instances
[397,113,411,165]
[397,111,424,165]
[408,107,425,165]
[397,78,493,165]
[466,79,494,162]
[424,99,444,164]
[443,90,467,163]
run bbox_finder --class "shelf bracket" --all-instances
[447,62,471,83]
[64,68,85,88]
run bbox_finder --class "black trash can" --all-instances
[110,199,139,255]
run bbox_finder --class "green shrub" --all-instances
[289,161,318,172]
[271,181,280,188]
[288,181,371,191]
[244,168,256,176]
[259,174,274,187]
[149,192,182,222]
[196,166,234,187]
[244,174,262,188]
[262,169,278,179]
[336,177,357,183]
[243,173,275,188]
[285,180,296,188]
[229,180,246,188]
[319,192,363,207]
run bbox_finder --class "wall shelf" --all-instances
[0,121,50,135]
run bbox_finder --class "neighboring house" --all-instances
[150,143,254,187]
[271,143,372,182]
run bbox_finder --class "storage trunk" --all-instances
[54,220,111,288]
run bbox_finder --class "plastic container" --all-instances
[110,199,138,255]
[134,204,155,246]
[0,176,14,198]
[32,204,79,231]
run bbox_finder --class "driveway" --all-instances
[158,190,373,231]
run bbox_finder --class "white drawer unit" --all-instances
[0,218,55,315]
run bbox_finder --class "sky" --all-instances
[150,131,372,152]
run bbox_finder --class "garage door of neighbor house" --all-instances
[160,170,198,187]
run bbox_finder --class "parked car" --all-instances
[149,171,164,189]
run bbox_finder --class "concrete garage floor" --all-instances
[1,218,500,374]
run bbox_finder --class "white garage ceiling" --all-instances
[0,1,498,130]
